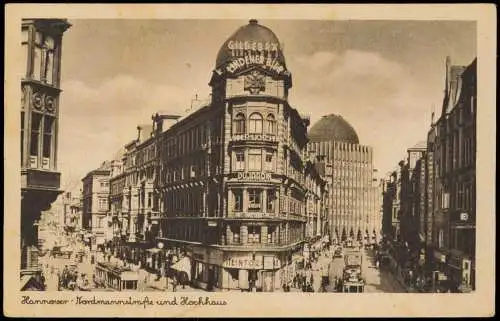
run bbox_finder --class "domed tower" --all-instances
[308,114,381,247]
[209,19,292,102]
[202,20,316,292]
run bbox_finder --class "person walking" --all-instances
[172,276,178,292]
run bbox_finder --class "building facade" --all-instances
[108,125,159,267]
[81,163,111,249]
[156,19,325,292]
[382,57,477,293]
[20,19,71,290]
[308,115,381,246]
[428,57,476,292]
[61,191,83,234]
[107,19,327,292]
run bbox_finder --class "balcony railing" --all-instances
[218,241,295,248]
[21,169,61,190]
[227,211,280,219]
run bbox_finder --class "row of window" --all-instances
[136,145,156,167]
[224,223,303,246]
[21,111,54,166]
[164,188,204,216]
[22,28,58,85]
[161,124,208,159]
[233,112,276,135]
[233,148,274,172]
[232,189,277,213]
[453,182,475,212]
[162,158,206,183]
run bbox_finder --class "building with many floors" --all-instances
[308,114,382,245]
[108,19,327,292]
[20,19,71,290]
[81,162,112,249]
[428,57,476,292]
[381,57,476,292]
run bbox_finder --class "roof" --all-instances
[215,19,286,69]
[408,141,427,151]
[442,57,467,116]
[308,114,360,144]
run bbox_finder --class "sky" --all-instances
[57,19,476,193]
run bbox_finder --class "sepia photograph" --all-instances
[4,3,496,318]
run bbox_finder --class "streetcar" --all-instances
[94,262,139,291]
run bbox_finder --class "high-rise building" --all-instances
[20,19,71,290]
[308,114,381,246]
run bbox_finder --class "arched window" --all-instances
[248,112,263,134]
[233,113,245,134]
[266,114,276,135]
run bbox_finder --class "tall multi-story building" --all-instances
[20,19,71,290]
[108,124,159,265]
[308,114,381,245]
[81,162,111,249]
[154,19,326,292]
[107,19,326,292]
[428,57,476,292]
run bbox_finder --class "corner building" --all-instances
[154,19,325,292]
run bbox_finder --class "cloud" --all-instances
[288,49,435,174]
[58,75,193,186]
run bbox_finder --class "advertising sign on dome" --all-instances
[224,40,286,76]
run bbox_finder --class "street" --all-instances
[304,246,407,293]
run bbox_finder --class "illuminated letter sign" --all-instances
[236,172,272,181]
[225,39,285,76]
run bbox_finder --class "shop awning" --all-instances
[170,257,191,280]
[146,248,161,254]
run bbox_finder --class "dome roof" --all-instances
[308,114,359,144]
[215,19,286,68]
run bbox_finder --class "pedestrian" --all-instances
[172,276,177,292]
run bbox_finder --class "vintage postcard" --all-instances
[4,3,496,318]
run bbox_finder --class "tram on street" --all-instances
[94,262,139,291]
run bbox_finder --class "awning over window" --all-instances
[170,257,191,280]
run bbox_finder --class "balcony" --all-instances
[216,241,302,251]
[227,211,281,220]
[21,169,61,191]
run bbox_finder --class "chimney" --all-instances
[137,126,143,142]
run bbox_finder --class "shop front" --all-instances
[187,246,224,291]
[220,251,282,292]
[446,251,474,293]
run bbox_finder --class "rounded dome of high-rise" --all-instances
[215,19,286,68]
[308,114,360,144]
